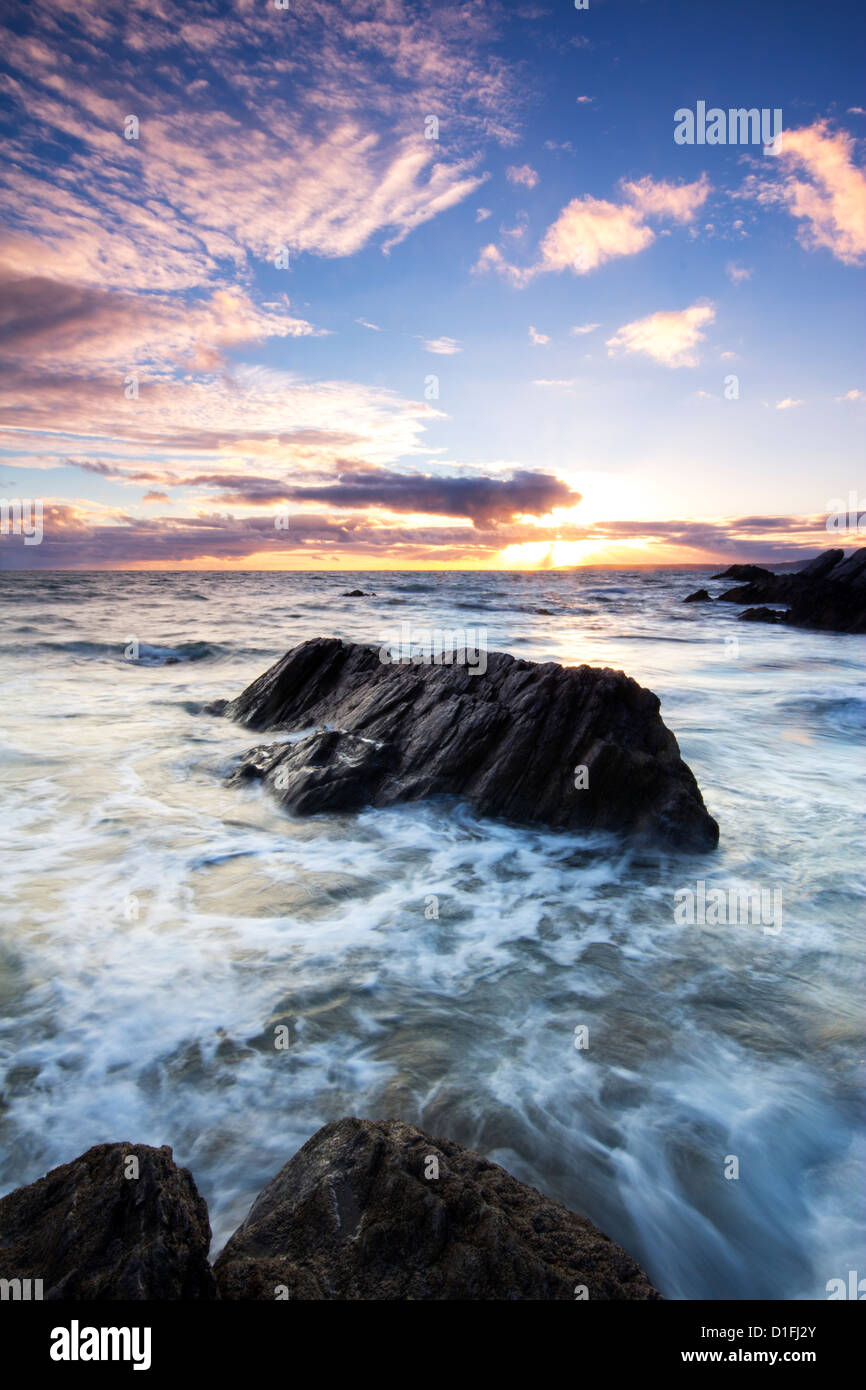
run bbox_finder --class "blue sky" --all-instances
[0,0,863,568]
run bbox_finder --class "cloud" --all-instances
[475,207,492,221]
[570,322,601,335]
[606,303,716,368]
[475,175,708,283]
[528,326,550,345]
[506,164,539,189]
[775,397,803,409]
[533,379,577,388]
[192,466,580,525]
[746,121,866,265]
[356,318,382,331]
[0,269,320,370]
[836,388,865,402]
[3,504,838,570]
[621,173,711,223]
[422,336,462,355]
[142,491,170,503]
[536,197,653,275]
[725,261,753,284]
[0,363,443,480]
[0,0,520,287]
[473,243,510,277]
[576,96,595,105]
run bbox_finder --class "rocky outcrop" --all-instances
[221,638,719,850]
[684,588,711,603]
[715,548,866,632]
[0,1143,216,1299]
[711,564,774,582]
[214,1117,661,1301]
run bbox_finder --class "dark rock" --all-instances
[683,588,711,603]
[714,547,865,632]
[797,549,845,579]
[341,589,373,597]
[716,577,797,604]
[0,1143,216,1299]
[224,638,719,850]
[710,564,774,581]
[739,606,786,624]
[214,1116,661,1301]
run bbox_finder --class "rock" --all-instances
[715,547,865,632]
[710,564,774,581]
[797,549,845,579]
[739,606,785,623]
[214,1116,661,1301]
[683,588,711,603]
[0,1143,216,1300]
[202,698,229,716]
[223,638,719,850]
[341,589,373,597]
[716,576,797,604]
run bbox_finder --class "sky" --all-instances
[0,0,864,570]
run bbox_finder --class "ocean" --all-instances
[0,567,863,1299]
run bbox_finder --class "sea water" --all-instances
[0,568,863,1300]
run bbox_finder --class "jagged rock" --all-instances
[717,547,866,632]
[683,588,711,603]
[0,1143,216,1300]
[214,1117,662,1301]
[222,638,719,850]
[341,589,373,597]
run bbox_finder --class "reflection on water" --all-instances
[0,568,863,1299]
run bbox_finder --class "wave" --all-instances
[0,638,254,665]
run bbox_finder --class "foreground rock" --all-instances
[683,588,711,603]
[0,1143,216,1299]
[715,547,866,632]
[215,1117,661,1300]
[222,638,718,850]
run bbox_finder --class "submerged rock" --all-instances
[223,637,719,850]
[683,588,711,603]
[0,1143,216,1299]
[214,1116,662,1301]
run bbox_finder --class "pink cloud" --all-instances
[606,303,716,368]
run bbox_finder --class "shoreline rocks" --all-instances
[215,1117,661,1301]
[0,1122,661,1300]
[220,637,719,851]
[712,548,866,632]
[0,1143,216,1299]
